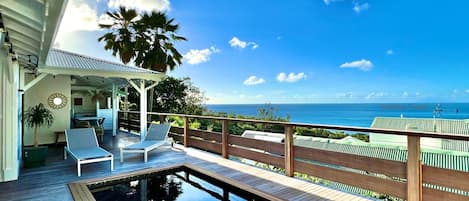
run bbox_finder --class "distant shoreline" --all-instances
[206,103,469,127]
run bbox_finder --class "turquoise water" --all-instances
[206,103,469,127]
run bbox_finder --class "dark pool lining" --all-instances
[86,165,272,201]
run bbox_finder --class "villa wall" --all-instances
[24,74,71,146]
[71,92,96,115]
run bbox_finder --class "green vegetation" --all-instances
[164,102,370,142]
[98,7,186,72]
[24,103,54,148]
[99,6,187,112]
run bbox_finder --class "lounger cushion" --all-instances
[123,140,166,150]
[145,124,171,141]
[66,128,99,150]
[70,147,112,160]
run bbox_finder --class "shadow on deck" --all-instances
[0,131,371,201]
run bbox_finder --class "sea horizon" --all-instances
[206,103,469,127]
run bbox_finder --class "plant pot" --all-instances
[23,146,48,168]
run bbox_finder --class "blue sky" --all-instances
[55,0,469,104]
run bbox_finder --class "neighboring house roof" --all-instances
[38,49,165,81]
[371,117,469,152]
[371,117,469,134]
[241,130,469,196]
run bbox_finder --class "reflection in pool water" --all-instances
[88,168,269,201]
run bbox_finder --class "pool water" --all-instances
[88,167,270,201]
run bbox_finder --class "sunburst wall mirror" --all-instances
[48,93,67,109]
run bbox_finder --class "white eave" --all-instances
[39,49,165,81]
[0,0,68,65]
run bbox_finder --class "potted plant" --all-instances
[23,103,54,168]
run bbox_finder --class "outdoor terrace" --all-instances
[0,131,369,201]
[2,112,469,201]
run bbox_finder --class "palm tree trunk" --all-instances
[33,126,38,148]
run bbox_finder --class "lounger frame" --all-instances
[64,128,114,176]
[120,124,170,163]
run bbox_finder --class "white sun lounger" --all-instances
[120,123,171,163]
[64,128,114,176]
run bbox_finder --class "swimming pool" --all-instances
[69,164,283,201]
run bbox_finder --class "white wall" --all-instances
[24,74,71,145]
[71,92,96,115]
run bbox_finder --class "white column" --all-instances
[0,50,19,182]
[139,81,147,140]
[95,90,100,117]
[112,84,118,136]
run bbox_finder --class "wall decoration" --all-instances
[74,98,83,106]
[47,93,67,109]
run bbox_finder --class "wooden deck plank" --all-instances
[0,132,371,201]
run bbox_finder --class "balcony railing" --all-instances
[118,111,469,201]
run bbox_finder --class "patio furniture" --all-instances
[74,120,91,128]
[64,128,114,176]
[120,123,171,163]
[54,131,65,146]
[94,118,105,142]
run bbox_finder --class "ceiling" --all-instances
[0,0,67,67]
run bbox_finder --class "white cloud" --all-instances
[108,0,170,12]
[465,89,469,94]
[403,91,409,97]
[229,37,258,49]
[97,13,114,26]
[415,92,421,96]
[249,42,259,49]
[243,76,265,86]
[183,46,220,65]
[366,92,385,99]
[340,59,373,71]
[323,0,341,5]
[386,49,394,55]
[255,94,264,98]
[277,72,307,83]
[229,37,247,48]
[353,3,369,13]
[59,0,99,32]
[337,92,353,99]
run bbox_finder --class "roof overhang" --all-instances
[0,0,67,66]
[38,66,166,82]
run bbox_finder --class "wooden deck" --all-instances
[0,132,371,201]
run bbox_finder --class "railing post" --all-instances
[407,136,422,201]
[222,120,229,158]
[127,112,131,133]
[285,125,294,177]
[184,116,189,147]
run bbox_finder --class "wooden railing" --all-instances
[118,111,469,201]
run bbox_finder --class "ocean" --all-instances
[206,103,469,127]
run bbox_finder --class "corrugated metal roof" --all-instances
[45,49,160,75]
[243,130,469,196]
[371,117,469,134]
[295,138,469,196]
[371,117,469,152]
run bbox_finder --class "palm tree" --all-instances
[133,11,186,73]
[98,7,139,64]
[99,7,186,112]
[24,103,54,148]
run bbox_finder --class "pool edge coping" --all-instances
[68,163,286,201]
